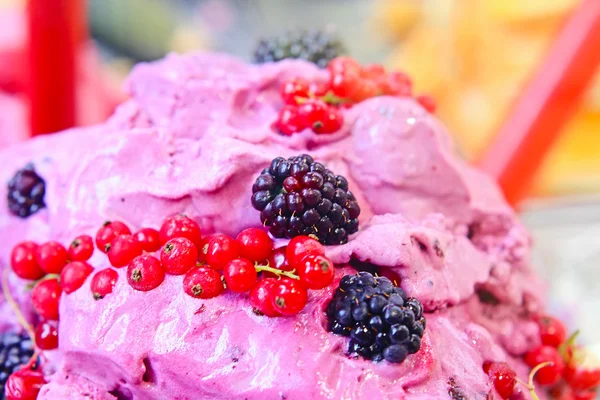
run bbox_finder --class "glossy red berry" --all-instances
[90,268,119,300]
[298,254,334,289]
[127,255,165,292]
[298,99,328,131]
[483,361,516,399]
[271,278,308,316]
[10,242,45,280]
[160,237,198,275]
[384,71,412,96]
[106,235,143,268]
[159,214,202,249]
[68,235,94,262]
[314,106,343,134]
[4,368,46,400]
[60,261,93,294]
[134,228,161,252]
[95,221,131,253]
[276,104,306,135]
[416,94,436,113]
[564,364,600,392]
[183,266,223,299]
[249,278,280,317]
[524,345,565,386]
[31,278,61,320]
[309,81,328,97]
[36,241,68,274]
[35,320,58,350]
[363,64,386,79]
[223,258,257,293]
[327,56,362,76]
[329,70,361,100]
[236,228,273,262]
[280,77,310,104]
[536,315,567,348]
[197,234,214,264]
[286,236,324,270]
[203,234,239,270]
[263,246,294,278]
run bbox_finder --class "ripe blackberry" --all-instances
[252,30,346,68]
[7,163,46,218]
[0,332,35,398]
[251,154,360,245]
[326,271,426,363]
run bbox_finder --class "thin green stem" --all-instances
[254,262,300,280]
[2,269,36,346]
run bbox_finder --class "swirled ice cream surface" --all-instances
[0,53,545,399]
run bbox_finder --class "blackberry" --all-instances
[0,332,35,398]
[252,30,346,68]
[7,163,46,218]
[326,271,426,363]
[251,155,360,245]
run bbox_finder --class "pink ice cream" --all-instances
[0,52,546,399]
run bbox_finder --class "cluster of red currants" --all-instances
[275,56,436,136]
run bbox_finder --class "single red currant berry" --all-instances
[60,261,94,294]
[31,278,61,321]
[68,235,94,262]
[384,71,412,96]
[203,234,239,270]
[536,315,567,348]
[280,77,310,104]
[95,221,131,253]
[133,228,161,252]
[483,361,516,399]
[309,81,328,97]
[10,242,45,280]
[183,266,224,299]
[351,79,379,102]
[263,246,294,278]
[286,236,325,270]
[312,106,343,134]
[159,214,202,249]
[271,278,308,316]
[416,94,436,113]
[329,70,361,100]
[298,99,330,132]
[127,255,165,292]
[36,241,68,274]
[524,345,565,386]
[236,228,273,262]
[224,258,257,293]
[283,176,302,192]
[298,254,334,289]
[160,237,198,275]
[276,104,306,135]
[4,368,46,400]
[363,64,386,79]
[90,268,119,300]
[107,235,143,268]
[197,234,215,264]
[35,320,58,350]
[249,278,280,317]
[327,56,362,76]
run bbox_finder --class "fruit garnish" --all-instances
[4,368,46,400]
[202,234,239,270]
[31,278,61,321]
[223,258,258,293]
[10,242,45,281]
[133,228,161,252]
[34,321,58,351]
[90,268,119,300]
[60,261,93,294]
[564,344,600,391]
[482,361,516,399]
[95,221,131,253]
[36,241,68,274]
[524,345,565,386]
[159,215,202,250]
[127,255,165,292]
[235,228,274,263]
[7,163,46,218]
[536,314,567,348]
[68,235,94,262]
[106,235,142,268]
[183,266,223,299]
[160,237,198,276]
[271,278,308,316]
[249,278,281,317]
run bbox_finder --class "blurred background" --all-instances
[0,0,599,342]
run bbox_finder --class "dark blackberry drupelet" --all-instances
[7,163,46,218]
[327,271,426,363]
[251,155,360,245]
[252,30,345,68]
[0,332,35,398]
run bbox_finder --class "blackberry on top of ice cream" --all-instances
[7,163,46,218]
[327,271,426,363]
[251,154,360,245]
[0,332,35,398]
[252,30,346,68]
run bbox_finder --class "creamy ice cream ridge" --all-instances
[1,50,569,400]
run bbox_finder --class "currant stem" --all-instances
[517,361,553,400]
[1,268,36,346]
[254,262,300,280]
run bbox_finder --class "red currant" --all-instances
[313,106,343,134]
[298,254,334,289]
[183,266,223,299]
[383,71,412,96]
[90,268,118,300]
[236,228,273,262]
[283,176,302,192]
[263,246,294,278]
[127,255,165,292]
[160,237,198,275]
[159,214,202,249]
[524,345,565,386]
[31,278,61,320]
[60,261,93,294]
[309,81,328,97]
[224,258,257,293]
[351,79,379,102]
[286,236,324,270]
[536,315,567,348]
[35,320,58,350]
[249,278,280,317]
[197,234,214,264]
[363,64,386,79]
[483,361,516,399]
[564,364,600,392]
[107,235,143,268]
[416,94,436,113]
[95,221,131,253]
[327,56,362,76]
[4,368,46,400]
[36,241,68,274]
[280,77,310,104]
[276,104,306,135]
[134,228,161,252]
[68,235,94,262]
[10,242,44,280]
[203,234,239,270]
[270,278,308,316]
[298,99,329,132]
